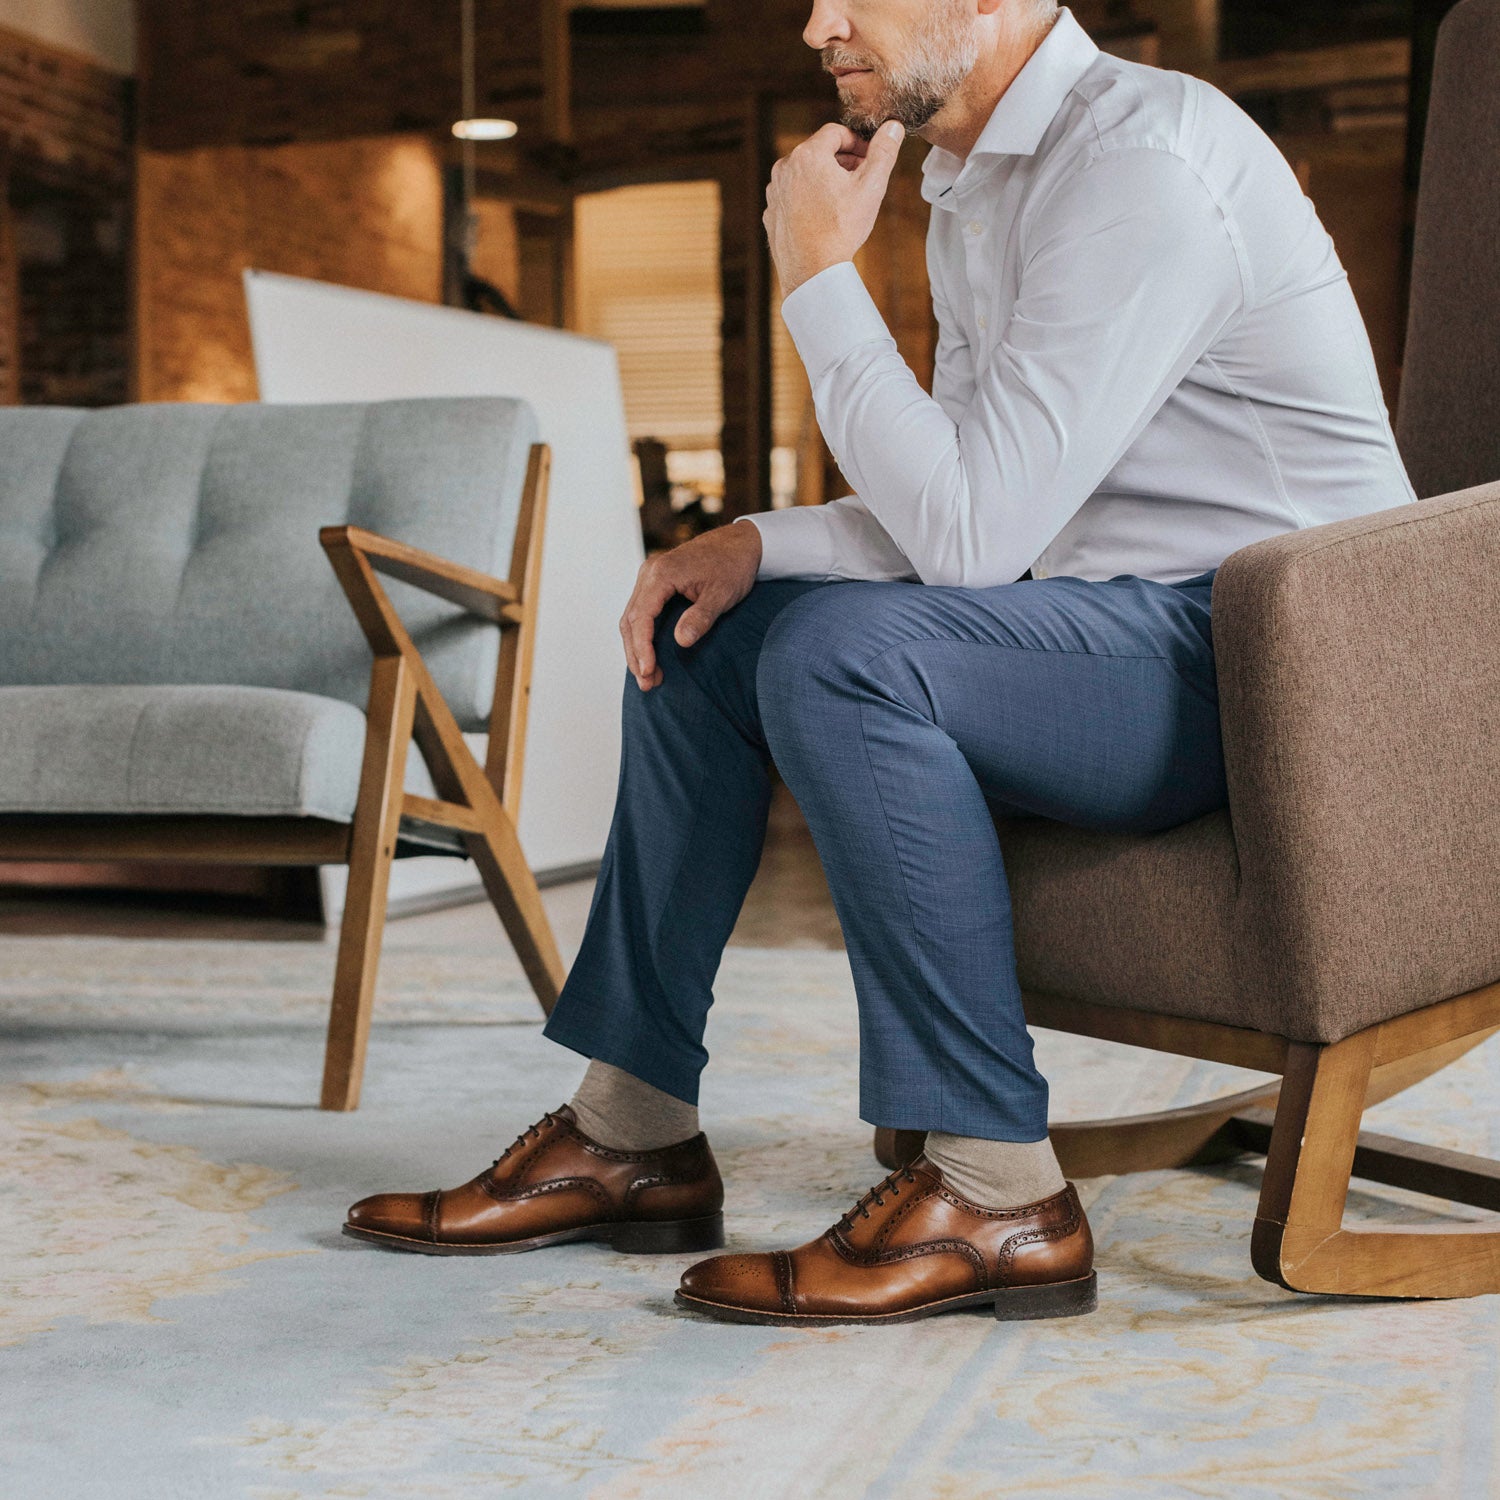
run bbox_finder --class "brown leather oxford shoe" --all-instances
[675,1158,1095,1325]
[344,1105,725,1256]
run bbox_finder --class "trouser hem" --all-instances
[861,1106,1051,1144]
[543,1008,703,1108]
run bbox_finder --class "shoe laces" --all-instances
[840,1165,918,1226]
[493,1108,561,1168]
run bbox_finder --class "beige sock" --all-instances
[568,1060,700,1151]
[923,1131,1067,1209]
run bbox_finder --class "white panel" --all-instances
[244,269,641,908]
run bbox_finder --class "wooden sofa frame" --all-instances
[876,982,1500,1299]
[0,443,565,1111]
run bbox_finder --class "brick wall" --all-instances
[134,133,444,402]
[0,20,132,407]
[0,21,131,187]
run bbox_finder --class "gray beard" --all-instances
[841,81,952,139]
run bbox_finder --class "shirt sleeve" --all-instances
[736,497,918,582]
[929,237,976,427]
[778,147,1248,588]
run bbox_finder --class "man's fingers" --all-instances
[629,606,659,685]
[810,120,863,155]
[620,610,655,685]
[618,615,637,679]
[621,572,676,688]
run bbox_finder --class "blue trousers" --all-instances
[543,571,1226,1141]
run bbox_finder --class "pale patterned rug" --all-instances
[2,931,1498,1498]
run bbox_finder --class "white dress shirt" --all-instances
[743,8,1415,587]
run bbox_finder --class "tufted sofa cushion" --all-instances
[0,684,368,821]
[0,398,539,730]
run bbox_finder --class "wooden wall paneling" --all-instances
[717,95,774,520]
[0,146,16,404]
[467,197,521,307]
[1129,0,1220,71]
[134,1,828,153]
[513,204,574,330]
[542,0,575,144]
[136,2,548,150]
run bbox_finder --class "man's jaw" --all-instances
[828,61,893,140]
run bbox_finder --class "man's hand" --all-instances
[619,522,763,692]
[764,120,905,296]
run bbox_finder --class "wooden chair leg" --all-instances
[1252,1032,1500,1298]
[464,811,567,1012]
[320,656,418,1112]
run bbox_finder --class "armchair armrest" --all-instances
[320,525,522,625]
[318,443,551,821]
[1212,480,1500,1040]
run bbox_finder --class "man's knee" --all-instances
[647,592,748,693]
[627,584,781,733]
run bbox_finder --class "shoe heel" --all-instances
[994,1272,1097,1322]
[607,1212,725,1255]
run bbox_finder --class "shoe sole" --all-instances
[342,1211,726,1257]
[674,1271,1098,1326]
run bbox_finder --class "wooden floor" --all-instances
[0,784,845,954]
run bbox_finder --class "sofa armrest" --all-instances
[1212,480,1500,1040]
[320,525,522,626]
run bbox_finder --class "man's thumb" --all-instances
[859,120,905,188]
[674,600,720,648]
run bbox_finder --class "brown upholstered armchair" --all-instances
[878,0,1500,1301]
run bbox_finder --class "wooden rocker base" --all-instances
[874,984,1500,1300]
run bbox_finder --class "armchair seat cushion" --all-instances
[0,685,367,822]
[999,811,1251,1034]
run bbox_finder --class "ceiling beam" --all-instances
[134,0,828,153]
[542,0,575,144]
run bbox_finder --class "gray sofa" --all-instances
[0,396,564,1107]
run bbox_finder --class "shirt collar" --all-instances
[921,8,1100,205]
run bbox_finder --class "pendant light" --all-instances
[449,0,523,318]
[453,0,519,145]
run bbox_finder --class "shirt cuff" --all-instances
[734,511,835,581]
[779,262,893,383]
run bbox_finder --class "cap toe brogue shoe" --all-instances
[676,1158,1095,1325]
[344,1105,725,1256]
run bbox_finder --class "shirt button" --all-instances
[966,220,984,235]
[977,315,988,330]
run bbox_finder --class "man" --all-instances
[345,0,1413,1325]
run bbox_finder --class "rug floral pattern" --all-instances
[1,937,1495,1498]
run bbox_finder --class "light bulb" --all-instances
[452,118,519,141]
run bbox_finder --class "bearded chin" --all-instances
[841,80,952,139]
